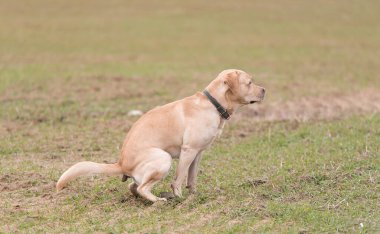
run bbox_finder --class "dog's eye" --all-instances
[248,81,252,85]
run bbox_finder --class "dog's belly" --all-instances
[165,145,181,159]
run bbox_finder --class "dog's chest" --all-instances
[199,118,225,149]
[211,119,226,143]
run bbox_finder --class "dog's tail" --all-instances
[56,161,122,192]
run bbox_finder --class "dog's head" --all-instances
[215,69,265,105]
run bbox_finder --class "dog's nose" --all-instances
[261,88,266,96]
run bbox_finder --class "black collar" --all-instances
[203,90,231,120]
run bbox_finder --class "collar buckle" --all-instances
[217,106,231,120]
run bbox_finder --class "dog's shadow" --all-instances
[119,191,185,207]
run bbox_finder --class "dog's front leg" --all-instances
[171,147,199,197]
[186,151,203,194]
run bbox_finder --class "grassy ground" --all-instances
[1,0,379,233]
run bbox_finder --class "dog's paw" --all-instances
[171,183,183,197]
[186,185,197,194]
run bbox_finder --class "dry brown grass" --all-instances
[239,88,380,122]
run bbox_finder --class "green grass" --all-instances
[1,116,379,232]
[1,0,380,233]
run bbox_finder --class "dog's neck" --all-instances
[205,81,241,117]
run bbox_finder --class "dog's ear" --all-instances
[224,71,240,92]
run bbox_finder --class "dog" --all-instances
[56,69,265,202]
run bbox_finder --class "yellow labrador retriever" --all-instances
[56,69,265,202]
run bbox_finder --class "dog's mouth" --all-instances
[244,96,264,105]
[249,98,264,104]
[249,95,265,104]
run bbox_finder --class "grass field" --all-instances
[1,0,380,233]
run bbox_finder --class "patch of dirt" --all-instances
[170,213,219,233]
[238,88,380,122]
[0,171,59,220]
[240,178,268,187]
[135,195,227,233]
[0,172,51,192]
[251,218,272,232]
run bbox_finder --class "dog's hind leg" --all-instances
[132,148,172,202]
[137,178,166,202]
